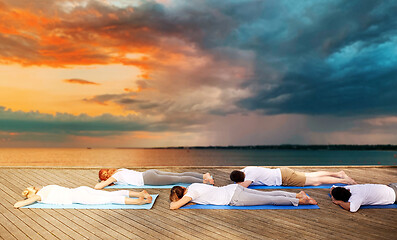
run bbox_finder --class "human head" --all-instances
[230,170,245,183]
[170,186,186,202]
[22,186,38,199]
[99,168,117,181]
[331,187,351,202]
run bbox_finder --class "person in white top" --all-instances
[169,183,317,209]
[330,183,397,212]
[230,167,357,188]
[14,185,152,208]
[95,168,214,189]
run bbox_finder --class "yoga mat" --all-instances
[181,204,319,210]
[182,193,319,210]
[328,194,397,209]
[21,194,158,209]
[360,204,397,209]
[105,183,191,189]
[249,183,347,189]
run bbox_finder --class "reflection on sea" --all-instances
[0,148,396,167]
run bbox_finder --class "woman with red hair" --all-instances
[95,168,214,189]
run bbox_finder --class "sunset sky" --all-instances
[1,0,397,147]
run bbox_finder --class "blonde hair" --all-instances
[22,187,37,199]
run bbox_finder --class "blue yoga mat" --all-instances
[105,183,191,189]
[21,194,158,209]
[181,204,319,210]
[327,194,397,209]
[360,204,397,209]
[181,193,319,210]
[249,183,347,189]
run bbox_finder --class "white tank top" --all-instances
[36,185,73,204]
[242,167,282,186]
[112,169,144,186]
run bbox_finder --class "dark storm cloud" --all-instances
[0,106,208,136]
[83,93,135,105]
[84,93,162,112]
[0,106,149,135]
[80,0,394,118]
[78,0,397,117]
[2,0,397,118]
[229,0,397,116]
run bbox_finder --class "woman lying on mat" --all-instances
[14,185,152,208]
[95,168,214,189]
[169,183,317,209]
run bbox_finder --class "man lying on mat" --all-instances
[230,167,357,187]
[330,183,397,212]
[14,185,152,208]
[169,183,317,210]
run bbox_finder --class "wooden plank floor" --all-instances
[0,166,396,240]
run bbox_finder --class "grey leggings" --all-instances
[142,169,203,185]
[229,185,299,206]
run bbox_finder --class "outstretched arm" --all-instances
[14,195,41,208]
[95,177,117,189]
[238,180,253,188]
[170,196,192,210]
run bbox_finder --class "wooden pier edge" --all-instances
[0,166,396,240]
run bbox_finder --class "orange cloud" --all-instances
[0,3,153,72]
[0,0,214,86]
[124,87,141,92]
[0,1,220,88]
[63,79,100,85]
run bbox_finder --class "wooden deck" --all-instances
[0,166,396,240]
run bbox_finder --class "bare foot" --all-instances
[345,176,357,185]
[340,170,350,180]
[203,173,214,185]
[336,170,345,179]
[340,171,357,184]
[145,195,153,204]
[299,196,317,205]
[140,190,151,199]
[137,197,146,204]
[347,178,357,185]
[296,191,306,199]
[297,191,318,205]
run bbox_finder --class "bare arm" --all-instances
[330,187,351,212]
[331,197,351,211]
[238,180,253,188]
[14,195,41,208]
[170,196,192,210]
[95,177,117,189]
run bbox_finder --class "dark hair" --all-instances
[170,186,185,202]
[230,170,245,183]
[331,187,351,202]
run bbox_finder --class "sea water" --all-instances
[0,148,396,167]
